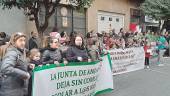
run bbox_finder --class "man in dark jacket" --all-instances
[29,31,40,50]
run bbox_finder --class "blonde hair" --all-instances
[29,48,40,60]
[42,36,49,48]
[0,32,26,60]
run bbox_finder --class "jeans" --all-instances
[157,49,166,64]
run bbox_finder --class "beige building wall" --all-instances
[87,0,137,32]
[0,7,27,35]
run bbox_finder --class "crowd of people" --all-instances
[0,27,169,96]
[101,28,170,68]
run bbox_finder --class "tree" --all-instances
[140,0,170,31]
[0,0,93,36]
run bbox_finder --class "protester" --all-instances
[42,36,65,65]
[110,28,116,37]
[59,31,70,58]
[66,34,91,62]
[60,31,69,44]
[103,33,114,50]
[69,31,77,46]
[124,31,130,41]
[28,48,42,96]
[0,32,30,96]
[126,38,133,48]
[28,49,42,67]
[28,31,40,50]
[97,32,105,55]
[118,28,124,37]
[86,32,100,61]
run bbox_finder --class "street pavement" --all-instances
[98,57,170,96]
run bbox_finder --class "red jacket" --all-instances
[144,45,151,58]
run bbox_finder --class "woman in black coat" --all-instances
[41,37,65,65]
[66,34,91,62]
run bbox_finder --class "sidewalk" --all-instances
[98,57,170,96]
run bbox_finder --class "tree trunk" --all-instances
[159,20,168,34]
[33,2,58,47]
[159,20,165,32]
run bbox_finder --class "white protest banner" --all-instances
[32,57,113,96]
[108,47,145,75]
[95,54,114,95]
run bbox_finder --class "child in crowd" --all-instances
[28,48,42,96]
[29,49,42,67]
[144,38,151,69]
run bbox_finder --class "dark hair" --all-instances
[86,32,91,38]
[52,27,58,32]
[0,32,6,38]
[97,33,103,37]
[120,28,123,32]
[134,32,138,35]
[69,31,78,46]
[31,31,34,35]
[60,31,65,38]
[73,34,85,49]
[70,31,77,37]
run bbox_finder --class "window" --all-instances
[101,16,105,20]
[55,6,86,35]
[109,17,112,21]
[116,18,119,22]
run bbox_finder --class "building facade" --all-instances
[87,0,143,34]
[0,0,143,36]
